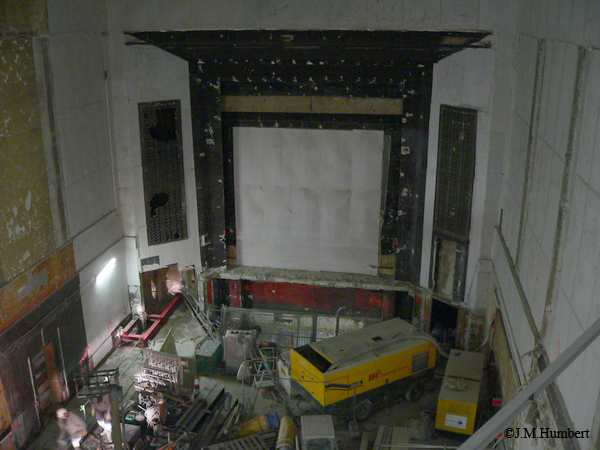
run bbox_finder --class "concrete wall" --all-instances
[115,0,495,31]
[493,1,600,448]
[78,240,129,364]
[0,0,128,444]
[1,0,57,318]
[422,43,497,311]
[1,1,79,446]
[47,0,116,236]
[46,0,129,365]
[120,44,202,273]
[73,212,129,363]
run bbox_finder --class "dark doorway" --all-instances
[429,298,458,349]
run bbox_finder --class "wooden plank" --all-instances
[222,95,403,115]
[188,382,225,432]
[373,426,385,450]
[222,95,311,113]
[177,379,223,432]
[204,430,278,449]
[249,435,261,448]
[204,383,225,407]
[311,96,403,115]
[185,404,210,431]
[198,379,220,400]
[174,396,204,428]
[359,430,371,450]
[391,427,410,444]
[215,399,239,441]
[194,395,226,446]
[44,342,62,403]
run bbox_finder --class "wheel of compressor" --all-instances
[355,399,374,421]
[405,381,425,402]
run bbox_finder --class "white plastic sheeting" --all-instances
[234,127,384,275]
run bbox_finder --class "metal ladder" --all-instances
[244,348,292,416]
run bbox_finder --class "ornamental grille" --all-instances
[434,105,477,241]
[139,100,187,245]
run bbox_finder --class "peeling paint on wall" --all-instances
[0,243,76,331]
[1,36,55,283]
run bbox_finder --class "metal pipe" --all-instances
[496,226,541,344]
[221,305,227,342]
[119,348,143,377]
[110,391,123,450]
[473,317,495,353]
[335,306,348,336]
[57,327,70,399]
[123,380,137,399]
[88,330,118,362]
[27,357,42,429]
[311,313,318,342]
[116,339,139,369]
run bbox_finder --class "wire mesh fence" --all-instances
[182,278,382,351]
[219,306,314,350]
[218,305,381,351]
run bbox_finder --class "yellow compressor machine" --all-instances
[290,318,437,420]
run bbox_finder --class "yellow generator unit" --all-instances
[435,349,485,435]
[290,318,437,420]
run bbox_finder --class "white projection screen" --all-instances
[234,127,385,275]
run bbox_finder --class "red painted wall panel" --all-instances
[242,281,383,314]
[229,280,242,308]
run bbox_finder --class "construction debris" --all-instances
[371,425,411,450]
[276,416,297,450]
[203,429,278,450]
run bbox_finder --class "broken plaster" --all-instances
[3,195,36,242]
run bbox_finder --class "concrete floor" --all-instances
[30,300,472,449]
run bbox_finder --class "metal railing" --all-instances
[181,285,219,339]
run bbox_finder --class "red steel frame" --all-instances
[120,294,181,345]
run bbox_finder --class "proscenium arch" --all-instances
[127,29,490,281]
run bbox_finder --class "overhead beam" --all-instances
[127,29,491,65]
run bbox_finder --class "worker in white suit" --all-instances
[92,393,113,442]
[56,408,87,449]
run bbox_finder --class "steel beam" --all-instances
[496,226,541,344]
[120,294,181,344]
[459,314,600,449]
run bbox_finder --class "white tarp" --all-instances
[234,127,384,275]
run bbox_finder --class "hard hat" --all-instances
[56,408,69,419]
